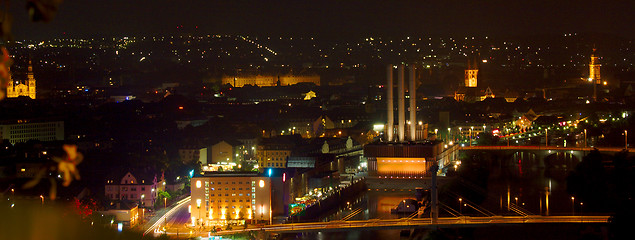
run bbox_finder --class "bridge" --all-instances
[458,146,633,169]
[201,215,609,236]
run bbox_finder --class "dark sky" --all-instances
[11,0,635,39]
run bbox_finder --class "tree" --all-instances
[154,190,171,209]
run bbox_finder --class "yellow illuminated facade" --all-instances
[375,158,432,177]
[257,148,290,168]
[191,174,271,226]
[465,60,478,88]
[589,48,601,84]
[221,73,320,87]
[7,60,36,99]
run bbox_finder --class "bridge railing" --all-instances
[460,146,631,152]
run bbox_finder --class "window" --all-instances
[232,188,235,190]
[239,188,242,190]
[225,194,229,196]
[232,199,236,202]
[239,194,243,196]
[141,187,145,191]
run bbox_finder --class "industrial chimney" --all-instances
[397,65,405,142]
[386,65,394,142]
[409,65,416,141]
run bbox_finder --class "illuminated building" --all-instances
[465,58,478,88]
[257,145,291,168]
[589,48,602,101]
[364,141,443,177]
[257,135,299,168]
[7,60,36,99]
[0,119,64,144]
[104,171,165,207]
[100,202,141,228]
[222,71,320,87]
[589,48,601,84]
[190,172,272,226]
[455,58,486,102]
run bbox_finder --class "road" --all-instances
[143,196,191,237]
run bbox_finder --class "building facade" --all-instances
[7,61,36,99]
[191,172,272,227]
[222,73,320,87]
[589,48,601,84]
[257,146,291,168]
[364,141,444,177]
[105,171,165,207]
[0,120,64,144]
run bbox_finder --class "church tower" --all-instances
[465,58,478,88]
[589,48,601,84]
[589,48,601,101]
[27,60,36,99]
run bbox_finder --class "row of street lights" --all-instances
[458,195,583,216]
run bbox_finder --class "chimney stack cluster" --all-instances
[386,64,417,142]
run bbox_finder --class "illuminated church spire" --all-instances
[589,48,601,84]
[465,58,478,88]
[589,47,601,101]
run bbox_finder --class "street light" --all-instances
[584,129,587,148]
[458,198,463,214]
[40,195,44,207]
[571,197,575,216]
[402,200,406,215]
[625,130,628,149]
[545,129,548,146]
[514,197,518,206]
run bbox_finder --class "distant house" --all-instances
[105,170,165,207]
[179,147,207,164]
[209,140,243,164]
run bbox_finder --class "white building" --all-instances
[0,120,64,144]
[105,171,165,207]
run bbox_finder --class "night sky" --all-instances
[11,0,635,39]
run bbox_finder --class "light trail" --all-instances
[143,196,191,236]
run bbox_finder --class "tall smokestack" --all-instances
[386,65,394,142]
[398,64,405,142]
[409,65,416,141]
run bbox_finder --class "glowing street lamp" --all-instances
[571,196,575,216]
[458,198,463,214]
[40,195,44,207]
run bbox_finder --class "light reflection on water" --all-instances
[286,152,589,239]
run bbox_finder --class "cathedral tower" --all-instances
[589,48,601,101]
[465,58,478,88]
